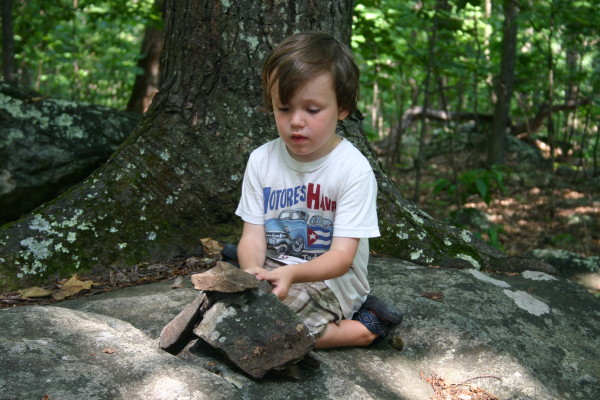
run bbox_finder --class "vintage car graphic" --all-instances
[265,209,333,256]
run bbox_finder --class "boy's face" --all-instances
[271,73,349,162]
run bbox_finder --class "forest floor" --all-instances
[390,157,600,260]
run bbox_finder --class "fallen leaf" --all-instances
[103,348,115,354]
[421,291,444,302]
[19,286,52,298]
[200,237,223,257]
[52,274,94,300]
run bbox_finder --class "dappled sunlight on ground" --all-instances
[391,162,599,258]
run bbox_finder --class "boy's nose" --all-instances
[290,110,305,128]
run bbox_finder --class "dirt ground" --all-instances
[392,158,599,260]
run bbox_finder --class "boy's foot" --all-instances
[354,295,403,338]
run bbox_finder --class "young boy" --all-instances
[235,31,402,349]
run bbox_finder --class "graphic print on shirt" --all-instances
[265,209,333,259]
[263,183,336,260]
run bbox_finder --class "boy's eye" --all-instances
[277,106,290,112]
[307,108,320,114]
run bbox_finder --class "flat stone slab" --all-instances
[191,262,259,292]
[194,289,315,378]
[159,293,213,354]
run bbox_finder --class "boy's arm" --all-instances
[237,222,267,274]
[255,236,359,300]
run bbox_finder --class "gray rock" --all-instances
[0,305,240,400]
[159,293,213,354]
[526,248,600,276]
[0,81,140,224]
[1,258,598,399]
[191,261,259,292]
[194,289,315,378]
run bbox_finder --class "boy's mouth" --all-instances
[290,134,308,143]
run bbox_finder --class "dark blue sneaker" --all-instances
[354,295,403,337]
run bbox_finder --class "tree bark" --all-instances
[1,0,15,82]
[125,0,164,114]
[487,0,518,166]
[0,0,552,292]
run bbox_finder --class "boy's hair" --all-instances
[261,31,359,116]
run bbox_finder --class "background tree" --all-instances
[126,0,164,113]
[1,0,15,82]
[487,0,518,166]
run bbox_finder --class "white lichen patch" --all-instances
[460,230,473,243]
[109,227,118,233]
[466,269,510,287]
[20,237,54,260]
[522,270,558,281]
[147,232,156,240]
[410,249,423,260]
[160,150,170,161]
[55,113,74,127]
[444,238,452,246]
[457,254,481,269]
[396,231,409,240]
[66,232,77,243]
[503,290,550,316]
[166,196,174,204]
[29,214,52,232]
[77,222,92,231]
[408,209,424,224]
[118,243,127,249]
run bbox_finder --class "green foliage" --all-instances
[352,0,599,172]
[6,0,161,109]
[432,165,509,206]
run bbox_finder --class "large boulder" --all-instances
[0,82,140,224]
[1,258,598,399]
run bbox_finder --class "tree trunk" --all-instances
[1,0,15,82]
[0,0,552,292]
[125,0,164,114]
[487,0,518,166]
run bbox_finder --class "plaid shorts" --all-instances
[264,258,343,339]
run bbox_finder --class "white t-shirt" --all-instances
[235,137,380,318]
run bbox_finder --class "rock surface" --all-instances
[1,257,599,399]
[0,81,140,224]
[193,290,315,378]
[190,261,259,292]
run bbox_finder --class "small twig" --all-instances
[460,374,503,383]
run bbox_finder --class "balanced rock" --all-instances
[159,293,213,354]
[191,261,259,292]
[193,289,315,378]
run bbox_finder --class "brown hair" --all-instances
[261,31,359,116]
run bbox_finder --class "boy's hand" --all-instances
[253,266,294,300]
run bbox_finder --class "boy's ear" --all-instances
[338,108,350,121]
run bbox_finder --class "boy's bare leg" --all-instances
[315,320,378,349]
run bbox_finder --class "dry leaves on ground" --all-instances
[423,371,501,400]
